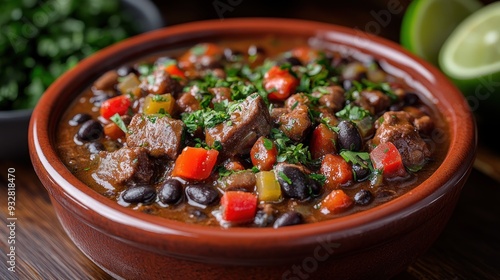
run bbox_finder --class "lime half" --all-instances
[439,0,500,95]
[400,0,482,66]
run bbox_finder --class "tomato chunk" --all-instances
[164,64,186,80]
[221,191,257,223]
[290,46,321,64]
[100,95,131,120]
[103,122,125,140]
[264,65,299,101]
[370,142,407,178]
[172,147,219,180]
[320,154,353,190]
[320,189,353,214]
[250,136,278,171]
[178,43,223,69]
[310,123,338,160]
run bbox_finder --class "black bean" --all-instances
[308,179,322,197]
[273,211,303,228]
[253,209,275,228]
[87,141,104,154]
[69,113,91,126]
[275,164,311,200]
[354,189,373,206]
[280,56,302,66]
[223,48,243,62]
[116,65,136,77]
[356,72,368,81]
[77,120,103,142]
[389,102,404,112]
[185,184,219,206]
[337,120,362,151]
[122,185,156,204]
[158,179,183,204]
[90,90,112,107]
[404,92,419,106]
[352,164,370,181]
[248,45,265,56]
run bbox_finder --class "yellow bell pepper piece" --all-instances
[256,171,282,202]
[143,93,175,115]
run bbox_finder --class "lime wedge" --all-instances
[439,1,500,92]
[400,0,483,66]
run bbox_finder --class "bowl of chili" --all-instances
[29,18,477,279]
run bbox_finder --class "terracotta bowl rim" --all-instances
[29,18,477,248]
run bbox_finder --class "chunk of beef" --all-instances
[209,87,232,105]
[140,68,184,95]
[176,92,201,114]
[403,106,435,135]
[220,170,256,192]
[371,111,431,169]
[278,104,312,142]
[94,147,152,186]
[93,70,118,91]
[355,89,391,115]
[270,107,288,125]
[312,85,345,113]
[127,114,184,159]
[285,93,310,109]
[205,94,271,159]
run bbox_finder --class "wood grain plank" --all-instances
[0,161,112,280]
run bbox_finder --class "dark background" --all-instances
[151,0,411,42]
[150,0,498,42]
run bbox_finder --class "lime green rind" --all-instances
[400,0,482,66]
[439,1,500,80]
[400,1,423,56]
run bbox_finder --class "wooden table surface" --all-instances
[2,1,500,279]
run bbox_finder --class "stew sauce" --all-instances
[56,36,449,228]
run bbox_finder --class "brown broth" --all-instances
[56,35,450,227]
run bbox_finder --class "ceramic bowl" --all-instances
[29,18,477,280]
[0,0,163,161]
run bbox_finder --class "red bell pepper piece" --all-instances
[263,65,299,101]
[370,142,407,178]
[220,191,257,223]
[172,147,219,180]
[100,95,131,120]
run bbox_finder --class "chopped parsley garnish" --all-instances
[152,94,168,102]
[270,128,315,166]
[191,44,207,56]
[263,138,274,150]
[346,79,398,102]
[110,113,128,133]
[278,171,292,184]
[181,98,245,134]
[340,150,373,170]
[194,138,222,151]
[182,108,229,133]
[309,173,327,185]
[336,104,371,121]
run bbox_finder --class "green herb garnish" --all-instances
[110,113,128,133]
